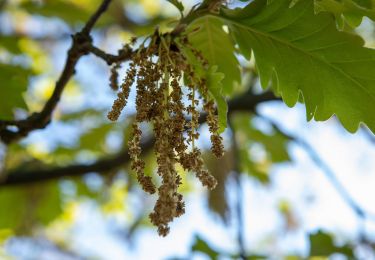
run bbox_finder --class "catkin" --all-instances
[107,33,223,236]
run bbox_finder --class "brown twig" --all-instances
[0,0,114,144]
[0,92,279,186]
[228,118,247,259]
[0,137,154,186]
[81,0,113,35]
[87,44,133,65]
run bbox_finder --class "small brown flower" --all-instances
[109,62,120,91]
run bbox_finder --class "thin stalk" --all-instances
[230,119,246,259]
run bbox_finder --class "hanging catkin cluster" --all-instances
[107,32,224,236]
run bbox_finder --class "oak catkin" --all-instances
[107,32,223,236]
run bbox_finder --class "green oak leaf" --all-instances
[220,0,375,133]
[0,63,30,119]
[315,0,375,27]
[186,15,241,96]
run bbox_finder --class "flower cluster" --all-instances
[107,32,224,236]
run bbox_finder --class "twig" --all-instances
[81,0,112,35]
[87,44,133,65]
[229,119,247,259]
[0,0,114,144]
[0,92,279,186]
[0,137,154,186]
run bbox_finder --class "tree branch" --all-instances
[87,44,133,65]
[228,119,247,259]
[81,0,113,35]
[0,0,114,144]
[0,137,154,187]
[0,92,279,186]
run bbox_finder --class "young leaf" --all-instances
[221,0,375,133]
[186,16,241,96]
[206,66,228,133]
[315,0,375,27]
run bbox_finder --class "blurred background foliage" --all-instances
[0,0,375,259]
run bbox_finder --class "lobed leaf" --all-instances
[220,0,375,133]
[315,0,375,27]
[206,66,228,133]
[186,16,241,96]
